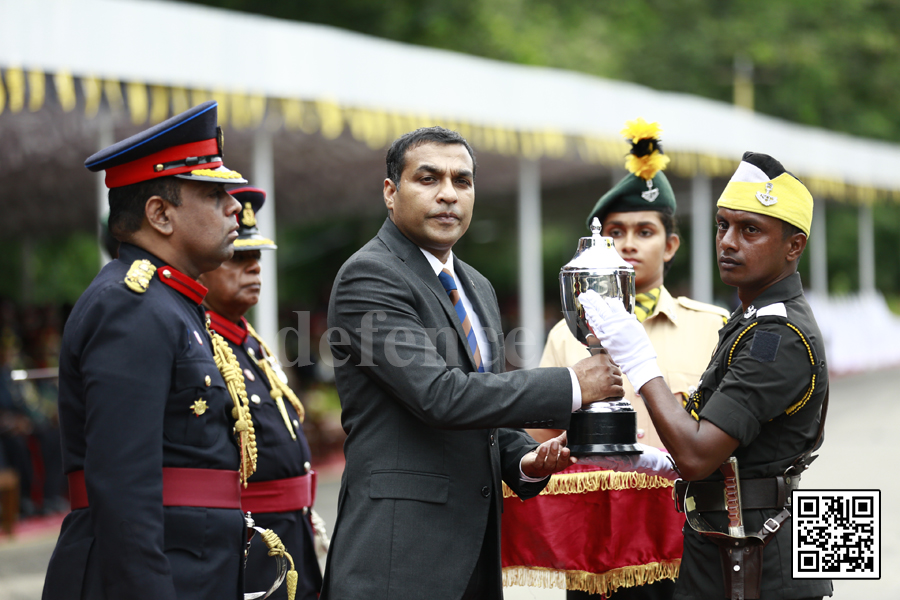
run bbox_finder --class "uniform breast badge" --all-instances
[190,398,208,417]
[124,260,156,293]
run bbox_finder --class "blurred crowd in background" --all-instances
[0,300,67,522]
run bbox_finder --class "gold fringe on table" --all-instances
[503,560,681,595]
[503,470,674,499]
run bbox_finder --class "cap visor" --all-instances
[233,234,277,251]
[175,165,248,184]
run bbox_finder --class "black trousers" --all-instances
[461,507,498,600]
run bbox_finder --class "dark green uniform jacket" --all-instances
[674,273,833,600]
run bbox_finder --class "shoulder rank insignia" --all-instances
[241,202,257,226]
[124,260,156,293]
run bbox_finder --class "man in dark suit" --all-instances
[43,101,251,600]
[321,127,624,600]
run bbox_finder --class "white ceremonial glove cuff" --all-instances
[577,290,663,391]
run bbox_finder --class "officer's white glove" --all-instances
[578,444,679,480]
[310,509,330,561]
[578,290,663,392]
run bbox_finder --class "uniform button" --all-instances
[490,434,495,445]
[204,375,211,387]
[244,368,255,382]
[524,421,532,427]
[250,394,261,404]
[302,507,309,515]
[247,348,255,357]
[637,429,645,439]
[293,419,300,430]
[481,486,491,498]
[303,461,311,472]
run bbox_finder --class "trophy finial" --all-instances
[590,217,602,237]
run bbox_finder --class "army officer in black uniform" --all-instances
[199,187,322,600]
[580,152,831,600]
[43,101,254,600]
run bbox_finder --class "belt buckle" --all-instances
[763,517,780,533]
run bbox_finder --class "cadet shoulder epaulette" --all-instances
[124,259,156,294]
[676,296,731,320]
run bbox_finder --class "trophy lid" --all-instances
[561,218,633,274]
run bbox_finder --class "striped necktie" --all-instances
[634,287,661,323]
[437,268,485,373]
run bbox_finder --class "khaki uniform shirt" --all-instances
[540,286,729,449]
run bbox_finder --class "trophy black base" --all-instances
[567,406,643,456]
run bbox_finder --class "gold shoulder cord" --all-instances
[206,317,258,485]
[245,321,305,440]
[260,529,298,600]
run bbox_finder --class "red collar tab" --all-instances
[158,265,207,305]
[207,311,248,345]
[104,138,221,188]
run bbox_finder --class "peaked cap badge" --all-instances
[756,182,778,206]
[241,202,257,227]
[124,260,156,294]
[641,179,659,202]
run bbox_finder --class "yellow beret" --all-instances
[717,152,813,236]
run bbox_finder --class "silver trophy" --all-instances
[560,218,642,456]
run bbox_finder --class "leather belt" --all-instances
[241,472,316,514]
[674,475,800,513]
[68,468,241,510]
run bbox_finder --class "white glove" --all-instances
[310,508,331,560]
[578,444,679,480]
[578,290,663,391]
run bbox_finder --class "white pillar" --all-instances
[97,115,114,267]
[252,127,279,347]
[810,199,828,296]
[691,173,713,304]
[517,157,543,370]
[858,204,875,294]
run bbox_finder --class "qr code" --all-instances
[792,490,880,579]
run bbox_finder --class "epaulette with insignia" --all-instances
[677,297,731,320]
[124,260,156,293]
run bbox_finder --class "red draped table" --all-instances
[501,464,684,595]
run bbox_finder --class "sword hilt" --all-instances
[720,456,745,537]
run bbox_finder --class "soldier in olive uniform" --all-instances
[581,152,832,600]
[43,101,255,600]
[199,188,323,600]
[533,119,728,600]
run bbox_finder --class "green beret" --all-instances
[586,171,676,229]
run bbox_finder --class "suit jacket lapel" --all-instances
[376,218,479,371]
